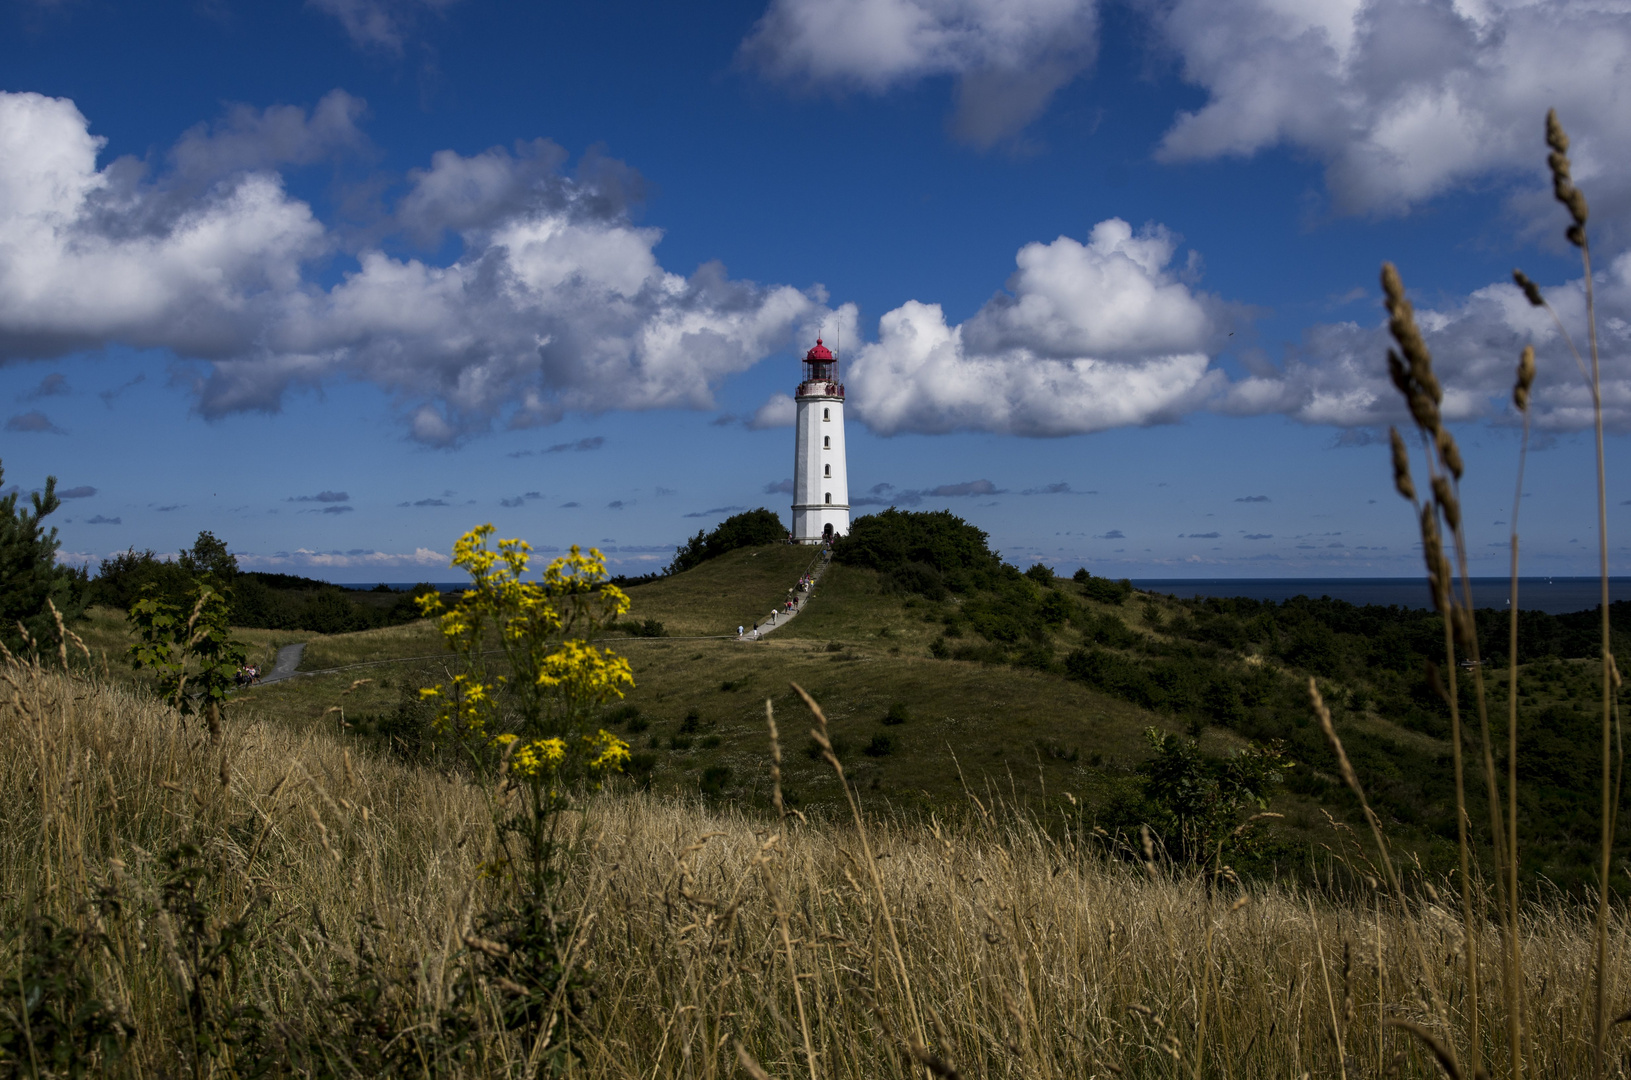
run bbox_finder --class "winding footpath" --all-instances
[741,549,830,641]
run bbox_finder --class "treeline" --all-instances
[90,534,440,633]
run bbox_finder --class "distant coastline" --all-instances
[1133,576,1631,616]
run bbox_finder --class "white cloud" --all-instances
[749,392,797,429]
[1155,0,1631,238]
[1220,253,1631,432]
[741,0,1098,146]
[0,91,820,446]
[240,547,451,570]
[847,219,1224,435]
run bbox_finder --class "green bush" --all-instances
[667,508,786,574]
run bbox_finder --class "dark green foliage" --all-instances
[620,618,667,637]
[699,765,733,796]
[1122,729,1288,864]
[0,463,89,656]
[883,702,910,725]
[93,540,436,633]
[667,508,787,574]
[864,733,895,757]
[0,912,133,1077]
[1024,563,1055,587]
[1073,568,1134,604]
[833,509,1006,596]
[127,586,247,740]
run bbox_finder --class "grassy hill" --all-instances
[68,534,1631,891]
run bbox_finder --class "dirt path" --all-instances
[259,642,307,684]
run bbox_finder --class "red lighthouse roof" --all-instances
[804,338,833,362]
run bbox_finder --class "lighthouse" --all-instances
[791,337,849,543]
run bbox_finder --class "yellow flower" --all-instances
[585,729,631,773]
[511,737,567,778]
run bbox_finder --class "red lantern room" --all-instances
[800,338,841,396]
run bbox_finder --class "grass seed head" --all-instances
[1515,345,1536,411]
[1513,269,1545,307]
[1389,428,1416,501]
[1431,476,1460,532]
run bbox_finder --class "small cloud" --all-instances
[1182,531,1221,539]
[500,496,524,508]
[155,504,182,512]
[85,515,121,525]
[59,486,97,499]
[398,498,449,508]
[546,436,605,453]
[99,373,146,407]
[1235,495,1270,503]
[6,411,65,434]
[763,479,794,495]
[560,501,580,508]
[1096,530,1125,540]
[1244,533,1273,540]
[929,479,1004,497]
[1333,428,1384,448]
[506,450,535,459]
[1021,482,1075,495]
[1296,544,1316,549]
[20,373,69,401]
[1327,542,1345,548]
[709,414,739,427]
[287,491,350,503]
[607,500,629,510]
[318,505,354,515]
[655,486,676,497]
[684,505,744,519]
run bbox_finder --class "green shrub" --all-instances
[667,509,786,574]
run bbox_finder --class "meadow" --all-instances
[4,656,1627,1078]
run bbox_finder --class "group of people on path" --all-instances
[234,664,262,687]
[739,558,826,641]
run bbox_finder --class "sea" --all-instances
[1132,577,1631,616]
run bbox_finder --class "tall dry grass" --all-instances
[3,657,1629,1078]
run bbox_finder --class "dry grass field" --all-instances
[3,656,1628,1078]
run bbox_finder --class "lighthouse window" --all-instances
[823,408,830,421]
[824,493,832,504]
[824,464,831,477]
[823,435,830,449]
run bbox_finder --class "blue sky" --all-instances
[3,0,1630,581]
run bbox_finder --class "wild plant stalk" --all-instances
[1506,342,1535,1077]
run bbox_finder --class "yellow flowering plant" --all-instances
[420,526,637,1060]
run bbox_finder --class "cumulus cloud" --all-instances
[288,490,350,502]
[59,486,96,498]
[6,410,64,433]
[848,219,1225,435]
[1220,255,1631,432]
[1154,0,1631,238]
[0,92,820,446]
[749,392,797,429]
[1234,494,1270,503]
[741,0,1098,146]
[85,515,121,525]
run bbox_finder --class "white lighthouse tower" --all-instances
[791,337,849,543]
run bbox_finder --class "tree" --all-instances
[179,530,238,584]
[0,462,88,657]
[128,586,246,743]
